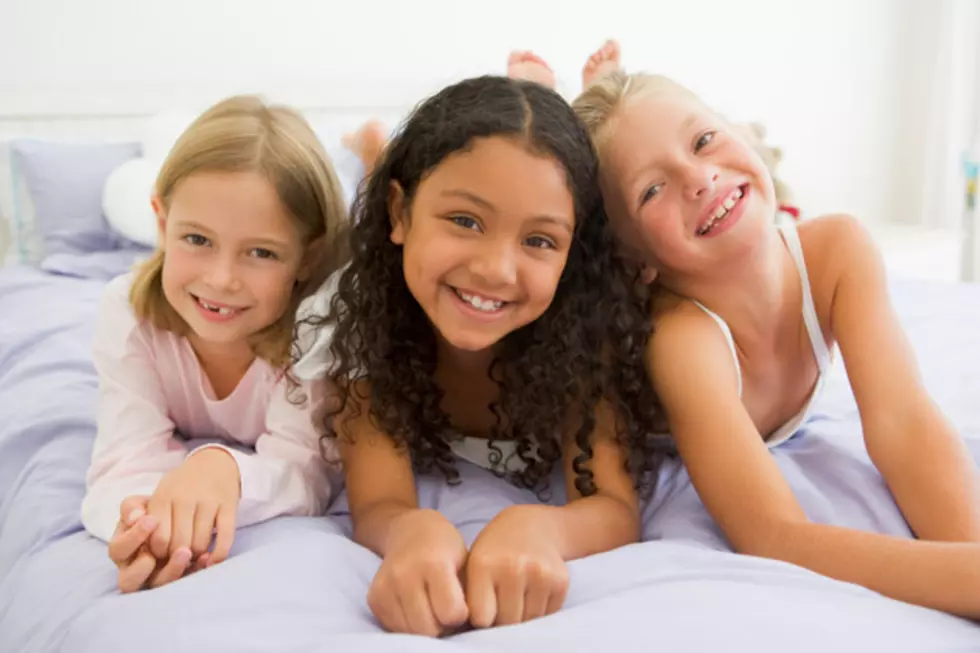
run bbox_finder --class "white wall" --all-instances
[0,0,924,225]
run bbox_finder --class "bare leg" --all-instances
[506,50,557,90]
[581,39,622,89]
[342,120,387,173]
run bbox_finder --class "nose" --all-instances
[682,162,719,201]
[470,239,518,288]
[203,254,241,293]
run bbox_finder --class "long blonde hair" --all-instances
[130,95,349,367]
[572,71,791,206]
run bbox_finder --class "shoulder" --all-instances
[795,214,879,274]
[95,272,141,335]
[293,267,345,381]
[647,297,740,400]
[794,214,884,310]
[93,273,161,360]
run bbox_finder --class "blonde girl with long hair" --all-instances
[81,95,378,592]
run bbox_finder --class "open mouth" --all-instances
[450,287,508,314]
[697,184,748,236]
[191,294,245,318]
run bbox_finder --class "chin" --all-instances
[438,328,500,354]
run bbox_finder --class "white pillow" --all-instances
[101,110,198,248]
[102,159,158,247]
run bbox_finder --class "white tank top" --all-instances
[693,221,834,447]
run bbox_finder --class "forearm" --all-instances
[867,407,980,542]
[547,494,640,562]
[352,499,423,557]
[755,519,980,618]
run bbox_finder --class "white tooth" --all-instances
[218,307,231,316]
[723,198,735,210]
[734,188,744,198]
[714,207,726,219]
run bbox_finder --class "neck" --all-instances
[436,338,496,378]
[666,226,796,347]
[187,334,256,371]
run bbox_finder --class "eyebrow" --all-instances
[441,189,496,211]
[441,189,573,233]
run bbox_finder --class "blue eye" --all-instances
[525,235,556,250]
[250,248,278,260]
[695,131,715,152]
[183,234,210,247]
[450,215,481,231]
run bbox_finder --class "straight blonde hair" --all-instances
[130,95,349,368]
[572,71,792,206]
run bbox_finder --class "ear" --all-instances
[388,181,407,245]
[640,265,659,284]
[151,195,167,245]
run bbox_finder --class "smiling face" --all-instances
[390,136,576,353]
[156,170,313,353]
[598,90,777,286]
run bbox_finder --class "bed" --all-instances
[3,104,980,652]
[2,263,980,653]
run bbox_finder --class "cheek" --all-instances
[636,208,677,248]
[404,230,455,284]
[525,255,567,305]
[249,266,299,311]
[161,248,195,291]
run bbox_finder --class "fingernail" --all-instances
[175,548,192,565]
[139,516,157,532]
[126,509,145,525]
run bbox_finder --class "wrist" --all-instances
[188,446,242,492]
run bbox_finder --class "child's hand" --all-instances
[465,504,569,627]
[109,495,195,592]
[368,509,469,637]
[146,448,240,566]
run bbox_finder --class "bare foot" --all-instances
[342,120,387,172]
[506,50,557,90]
[581,39,622,88]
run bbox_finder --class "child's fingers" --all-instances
[118,495,149,524]
[108,515,158,564]
[399,582,441,637]
[117,549,157,593]
[146,498,172,560]
[148,547,192,589]
[189,552,210,574]
[465,564,498,629]
[494,570,525,626]
[208,504,236,564]
[426,565,469,628]
[168,500,195,558]
[191,502,218,558]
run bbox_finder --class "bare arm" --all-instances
[529,400,641,562]
[649,308,980,618]
[826,215,980,542]
[336,381,421,557]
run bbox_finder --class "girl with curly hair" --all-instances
[297,72,662,636]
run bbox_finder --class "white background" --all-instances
[0,0,953,231]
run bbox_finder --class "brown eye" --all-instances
[449,215,481,232]
[525,235,556,250]
[183,234,210,247]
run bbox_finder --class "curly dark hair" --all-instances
[305,75,668,497]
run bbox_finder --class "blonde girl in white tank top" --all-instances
[570,42,980,620]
